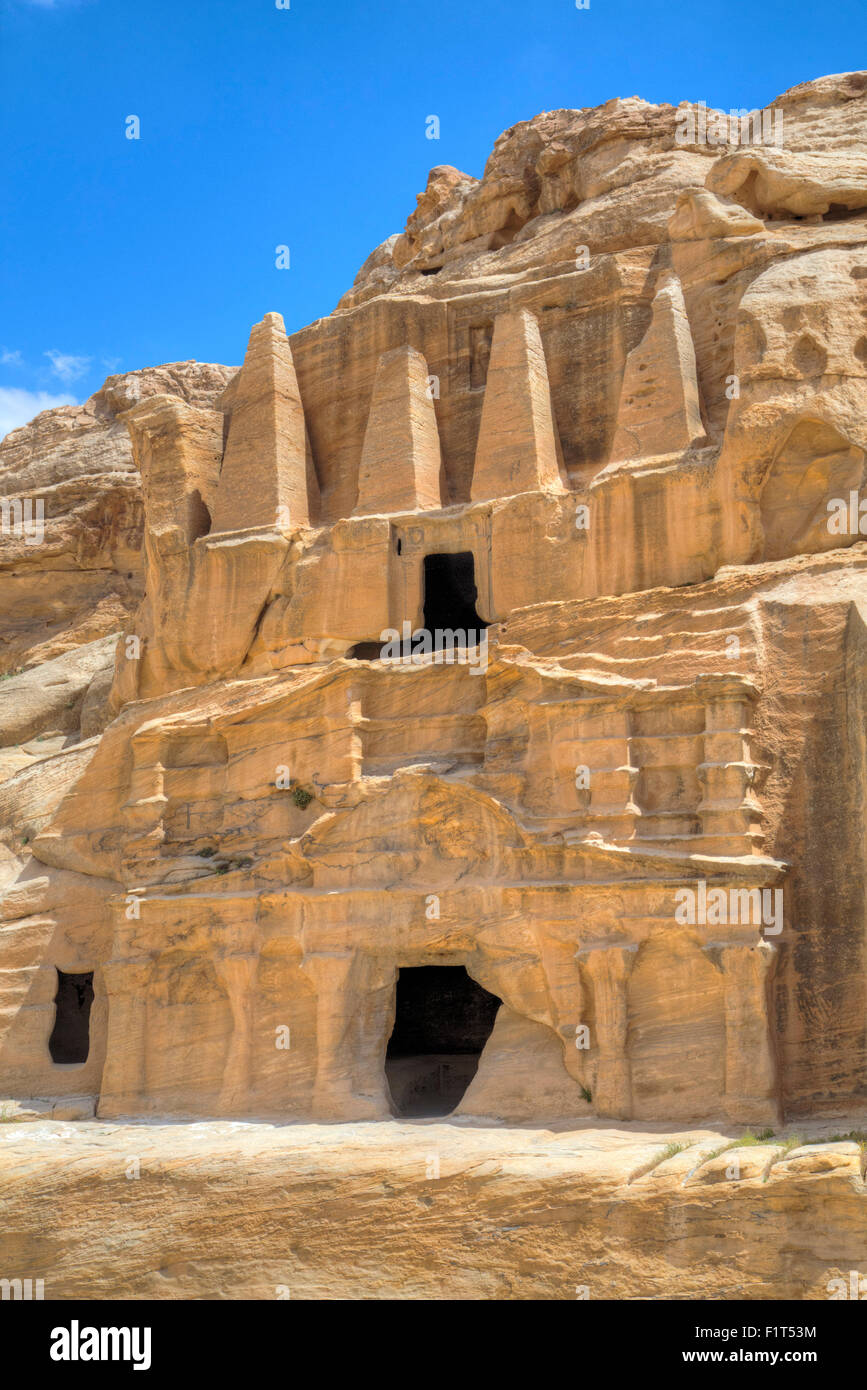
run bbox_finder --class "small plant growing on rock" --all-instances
[291,784,314,810]
[825,1130,867,1147]
[703,1129,776,1163]
[702,1144,728,1163]
[779,1134,803,1154]
[737,1128,775,1146]
[641,1139,692,1178]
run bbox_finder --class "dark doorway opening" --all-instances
[422,552,487,650]
[385,966,502,1117]
[48,969,94,1064]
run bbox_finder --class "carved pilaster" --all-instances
[214,953,259,1115]
[697,679,764,853]
[97,957,155,1117]
[575,707,639,843]
[578,943,638,1118]
[710,940,779,1125]
[301,951,395,1120]
[536,933,588,1086]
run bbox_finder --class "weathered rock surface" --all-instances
[0,1118,864,1299]
[0,636,117,749]
[0,361,235,677]
[1,72,867,1301]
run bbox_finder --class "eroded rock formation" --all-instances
[2,72,867,1137]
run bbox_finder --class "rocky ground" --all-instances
[1,1114,865,1300]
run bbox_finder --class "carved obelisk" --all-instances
[211,311,312,532]
[471,308,564,501]
[354,345,443,515]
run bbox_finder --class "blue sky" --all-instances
[1,0,863,437]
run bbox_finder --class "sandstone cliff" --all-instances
[1,72,867,1301]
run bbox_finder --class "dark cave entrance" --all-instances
[422,552,487,648]
[48,969,94,1064]
[346,641,383,660]
[385,966,502,1117]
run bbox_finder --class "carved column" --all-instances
[579,944,638,1118]
[97,958,154,1118]
[715,940,779,1125]
[214,953,259,1115]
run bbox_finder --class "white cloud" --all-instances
[44,349,91,384]
[0,349,23,367]
[0,387,76,441]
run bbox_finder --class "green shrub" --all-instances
[824,1131,867,1148]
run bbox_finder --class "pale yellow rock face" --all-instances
[2,71,867,1300]
[668,187,766,240]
